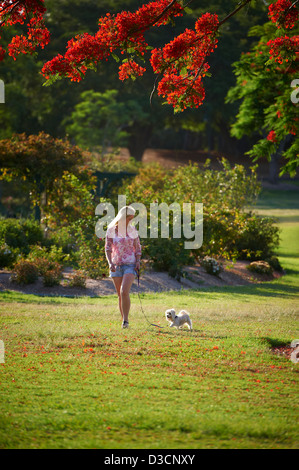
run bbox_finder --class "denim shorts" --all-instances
[110,263,137,278]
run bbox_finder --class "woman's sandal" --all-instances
[122,320,129,329]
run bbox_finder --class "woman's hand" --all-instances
[135,260,140,272]
[109,262,116,272]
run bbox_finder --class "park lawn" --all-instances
[0,189,298,449]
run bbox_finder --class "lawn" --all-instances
[0,188,298,449]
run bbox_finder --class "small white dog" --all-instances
[165,308,192,331]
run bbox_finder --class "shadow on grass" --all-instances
[0,289,103,304]
[1,279,298,306]
[254,188,299,210]
[261,337,292,348]
[173,281,299,299]
[146,326,228,340]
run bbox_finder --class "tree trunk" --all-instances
[269,152,280,184]
[269,135,293,184]
[127,123,153,161]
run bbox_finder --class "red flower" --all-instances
[267,130,278,142]
[268,0,298,29]
[0,46,5,61]
[119,60,146,80]
[1,4,50,62]
[267,35,299,64]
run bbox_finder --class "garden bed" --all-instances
[0,260,284,297]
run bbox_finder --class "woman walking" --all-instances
[105,205,141,329]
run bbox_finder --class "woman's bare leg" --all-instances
[120,273,135,323]
[112,277,123,319]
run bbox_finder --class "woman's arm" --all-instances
[105,234,116,271]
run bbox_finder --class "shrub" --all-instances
[46,226,77,258]
[120,160,275,268]
[11,250,63,287]
[12,259,39,284]
[142,237,195,280]
[233,212,280,261]
[247,260,273,275]
[26,245,67,286]
[196,208,239,261]
[201,256,223,276]
[76,242,107,279]
[0,218,44,255]
[27,244,70,270]
[42,261,63,286]
[121,159,260,210]
[0,240,20,268]
[71,215,108,279]
[68,270,87,288]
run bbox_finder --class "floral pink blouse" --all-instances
[105,223,141,265]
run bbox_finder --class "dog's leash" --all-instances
[136,268,165,329]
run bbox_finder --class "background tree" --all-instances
[226,16,298,178]
[0,132,88,221]
[64,89,149,158]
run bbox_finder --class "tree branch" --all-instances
[148,0,254,105]
[289,0,299,10]
[129,0,179,36]
[0,0,20,15]
[150,73,161,106]
[218,0,253,27]
[0,0,20,26]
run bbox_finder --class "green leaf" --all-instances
[180,67,188,77]
[42,73,61,86]
[111,53,120,63]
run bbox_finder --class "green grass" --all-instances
[251,187,299,223]
[0,188,299,449]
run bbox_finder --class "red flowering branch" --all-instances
[268,0,298,28]
[149,13,219,111]
[266,0,298,71]
[40,0,184,86]
[0,0,50,60]
[0,0,19,26]
[130,0,180,33]
[147,0,255,111]
[41,0,257,113]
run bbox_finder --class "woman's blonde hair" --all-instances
[107,205,136,230]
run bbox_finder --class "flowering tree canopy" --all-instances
[1,0,297,112]
[0,0,298,173]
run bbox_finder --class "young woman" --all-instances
[105,205,141,329]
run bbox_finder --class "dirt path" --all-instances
[0,261,283,298]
